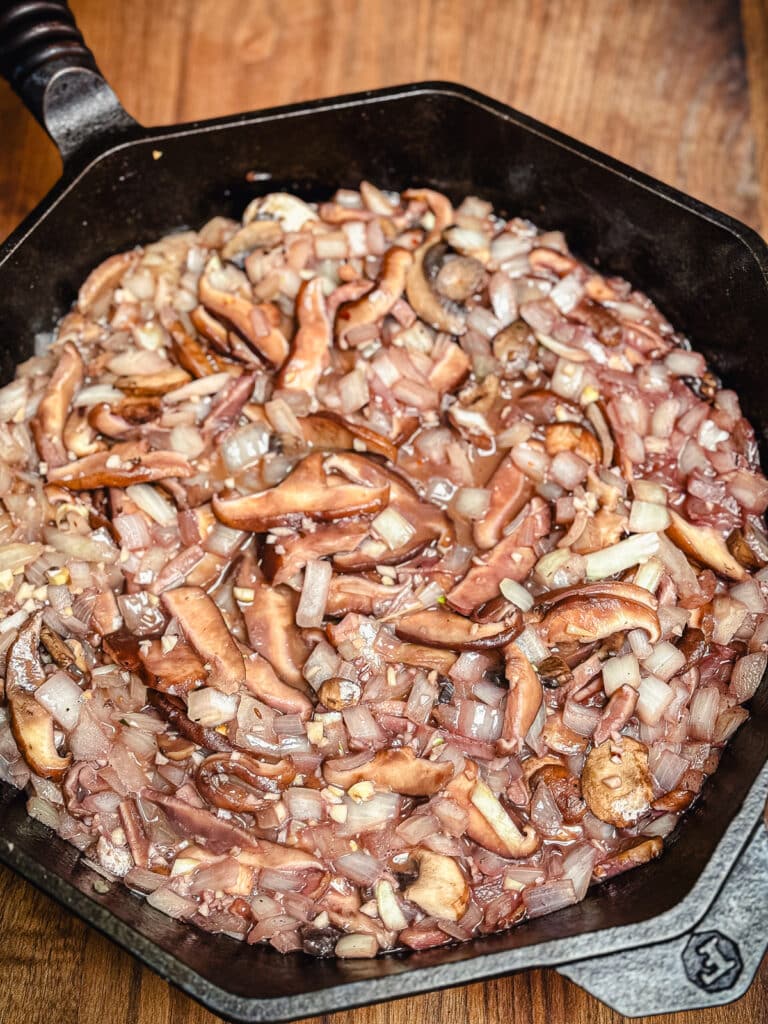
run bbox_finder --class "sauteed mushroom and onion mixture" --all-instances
[0,184,766,958]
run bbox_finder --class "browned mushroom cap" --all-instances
[528,764,586,824]
[427,341,471,394]
[242,580,311,692]
[581,737,653,828]
[446,761,541,859]
[199,258,289,367]
[592,837,663,880]
[539,595,661,645]
[62,407,106,458]
[394,607,521,651]
[141,787,321,867]
[544,422,601,464]
[405,849,470,922]
[666,509,748,582]
[535,580,658,612]
[30,341,84,468]
[221,219,283,261]
[139,638,208,696]
[102,628,144,673]
[161,586,245,695]
[48,445,193,490]
[335,246,413,343]
[727,526,768,570]
[299,412,397,463]
[116,367,193,396]
[473,454,533,550]
[261,522,371,585]
[406,242,467,334]
[497,644,543,755]
[323,747,452,796]
[6,615,72,780]
[317,676,362,710]
[243,651,313,718]
[196,752,295,811]
[434,255,485,302]
[148,690,233,753]
[78,250,139,315]
[168,320,226,377]
[277,277,332,392]
[448,498,549,615]
[593,683,639,746]
[212,452,390,531]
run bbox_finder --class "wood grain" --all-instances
[0,1,766,1023]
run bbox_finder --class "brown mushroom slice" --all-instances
[213,452,390,531]
[386,639,457,675]
[115,367,192,396]
[406,242,467,335]
[277,277,332,392]
[528,764,586,824]
[427,341,471,394]
[139,638,208,696]
[448,498,550,615]
[592,837,663,881]
[63,407,106,457]
[48,446,193,490]
[299,412,398,462]
[30,341,84,468]
[199,258,289,367]
[593,683,639,746]
[473,455,533,550]
[6,615,72,780]
[497,643,543,755]
[40,624,84,678]
[262,522,371,585]
[161,586,245,695]
[221,219,283,261]
[581,737,653,828]
[325,575,410,617]
[544,422,601,464]
[323,747,452,797]
[666,509,748,582]
[243,581,311,692]
[535,581,658,613]
[335,246,413,342]
[243,651,313,718]
[434,255,485,301]
[196,752,295,811]
[528,247,578,277]
[405,849,469,922]
[394,607,521,651]
[148,690,232,753]
[168,320,225,378]
[447,761,540,859]
[539,595,661,645]
[78,250,139,315]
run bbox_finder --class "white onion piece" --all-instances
[296,559,332,628]
[35,672,83,731]
[169,423,205,458]
[688,686,721,741]
[665,350,706,377]
[125,484,177,526]
[165,372,231,404]
[283,787,323,822]
[642,642,686,682]
[584,532,659,581]
[730,652,767,702]
[649,747,689,792]
[335,933,378,959]
[550,450,589,489]
[186,688,238,726]
[562,700,601,738]
[602,654,640,696]
[633,557,664,594]
[629,500,670,533]
[499,577,534,611]
[370,507,416,551]
[27,796,60,830]
[146,887,198,919]
[335,851,383,886]
[711,597,748,646]
[73,385,124,408]
[453,487,491,521]
[514,626,549,666]
[523,879,578,918]
[339,792,400,835]
[636,675,674,725]
[561,844,598,901]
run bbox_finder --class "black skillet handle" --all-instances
[0,1,139,167]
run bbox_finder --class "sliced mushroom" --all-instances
[242,580,311,692]
[666,509,748,582]
[406,242,466,335]
[539,595,661,645]
[168,321,224,378]
[541,714,588,755]
[261,521,371,585]
[6,615,72,780]
[196,752,295,811]
[30,341,84,468]
[592,837,663,880]
[394,607,521,651]
[335,246,413,343]
[243,651,313,718]
[299,411,398,462]
[199,256,289,367]
[544,422,601,464]
[317,676,362,711]
[78,250,139,315]
[48,446,193,490]
[148,690,232,753]
[243,192,319,232]
[385,639,457,675]
[581,737,653,828]
[535,580,658,613]
[536,654,573,690]
[325,575,410,617]
[473,454,533,550]
[427,341,471,395]
[496,643,543,755]
[139,638,208,696]
[405,849,469,922]
[40,624,84,678]
[62,407,106,457]
[528,764,586,824]
[447,762,540,859]
[528,247,577,277]
[323,747,452,796]
[593,683,639,746]
[161,586,245,695]
[493,319,536,369]
[277,277,332,392]
[434,255,485,302]
[213,452,390,531]
[448,498,549,615]
[651,789,695,813]
[221,219,283,261]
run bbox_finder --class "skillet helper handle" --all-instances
[0,0,138,166]
[558,804,768,1017]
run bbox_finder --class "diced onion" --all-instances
[296,559,332,628]
[584,532,660,581]
[561,844,598,901]
[453,487,491,521]
[499,577,534,611]
[730,652,768,702]
[335,850,383,886]
[642,642,686,682]
[636,675,674,725]
[186,687,238,726]
[126,484,178,526]
[35,672,83,731]
[688,686,720,741]
[523,878,578,918]
[602,654,640,696]
[283,787,323,822]
[371,507,416,551]
[629,500,670,533]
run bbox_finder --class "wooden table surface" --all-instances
[1,1,767,1022]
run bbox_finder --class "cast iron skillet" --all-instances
[0,3,767,1021]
